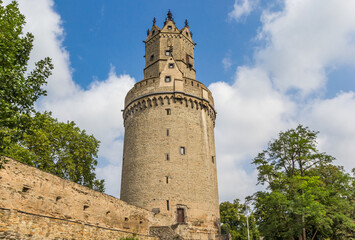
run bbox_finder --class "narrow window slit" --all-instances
[180,147,185,155]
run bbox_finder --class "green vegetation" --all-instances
[221,125,354,240]
[220,199,260,240]
[0,0,104,191]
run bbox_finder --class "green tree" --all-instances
[220,199,260,240]
[0,0,52,166]
[4,112,104,191]
[0,1,104,192]
[252,125,354,240]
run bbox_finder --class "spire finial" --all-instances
[153,17,156,26]
[167,9,173,21]
[185,19,189,27]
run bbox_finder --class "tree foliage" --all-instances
[0,1,104,192]
[220,199,260,240]
[0,0,52,161]
[252,125,354,240]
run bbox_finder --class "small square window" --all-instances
[165,50,170,56]
[167,25,172,30]
[180,147,185,155]
[150,54,154,61]
[166,108,171,115]
[165,76,171,82]
[169,63,174,68]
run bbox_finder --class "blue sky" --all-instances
[5,0,355,202]
[52,0,253,87]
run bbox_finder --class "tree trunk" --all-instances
[302,214,306,240]
[311,229,318,240]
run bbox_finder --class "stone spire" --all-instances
[166,9,174,22]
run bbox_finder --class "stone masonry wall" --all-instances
[0,158,170,239]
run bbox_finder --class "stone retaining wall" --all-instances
[0,158,170,239]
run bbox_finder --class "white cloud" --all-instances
[38,69,135,165]
[301,92,355,171]
[8,0,135,198]
[210,67,296,202]
[215,0,355,201]
[96,164,122,197]
[3,0,79,99]
[8,0,355,204]
[256,0,355,95]
[229,0,257,21]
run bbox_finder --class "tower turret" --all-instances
[121,11,220,239]
[144,11,195,80]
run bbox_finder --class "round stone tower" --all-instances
[120,11,220,238]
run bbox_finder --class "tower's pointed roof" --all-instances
[167,9,174,22]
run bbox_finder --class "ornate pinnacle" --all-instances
[153,17,156,25]
[167,9,173,21]
[185,19,189,27]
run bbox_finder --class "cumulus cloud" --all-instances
[8,0,135,198]
[215,0,355,201]
[256,0,355,95]
[229,0,257,21]
[301,92,355,171]
[211,67,295,201]
[3,0,78,98]
[8,0,355,203]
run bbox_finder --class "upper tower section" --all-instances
[144,10,195,80]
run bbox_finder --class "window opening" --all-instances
[167,25,172,30]
[166,153,170,161]
[165,76,171,82]
[152,30,155,35]
[167,129,169,136]
[180,147,185,155]
[150,54,154,61]
[212,156,215,163]
[177,208,185,223]
[165,50,171,56]
[166,176,169,184]
[166,108,171,115]
[167,200,170,210]
[169,63,174,68]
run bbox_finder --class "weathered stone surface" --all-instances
[121,15,220,240]
[0,13,222,240]
[0,158,167,239]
